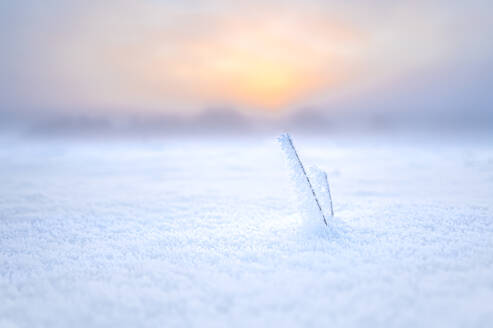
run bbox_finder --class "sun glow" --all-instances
[157,19,363,112]
[49,7,365,114]
[201,38,325,110]
[226,61,306,109]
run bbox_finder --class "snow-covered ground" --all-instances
[1,135,493,327]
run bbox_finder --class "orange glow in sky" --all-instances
[179,20,360,110]
[93,15,363,113]
[2,1,479,118]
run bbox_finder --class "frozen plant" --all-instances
[308,166,334,218]
[277,133,334,231]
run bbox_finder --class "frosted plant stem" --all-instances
[323,171,334,217]
[327,179,334,217]
[285,134,328,226]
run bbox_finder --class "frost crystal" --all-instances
[277,133,333,230]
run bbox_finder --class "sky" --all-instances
[1,0,492,134]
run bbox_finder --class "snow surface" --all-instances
[1,135,493,327]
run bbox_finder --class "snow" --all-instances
[1,135,493,327]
